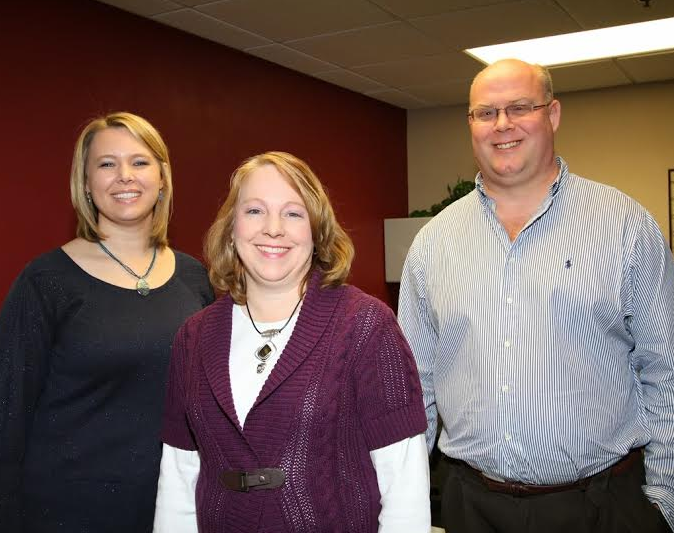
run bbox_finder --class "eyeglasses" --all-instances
[468,102,551,123]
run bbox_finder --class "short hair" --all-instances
[70,111,173,247]
[533,63,554,102]
[469,59,555,105]
[204,151,355,302]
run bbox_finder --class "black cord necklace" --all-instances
[246,297,302,374]
[97,241,157,296]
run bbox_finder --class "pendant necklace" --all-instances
[246,297,302,374]
[97,241,157,296]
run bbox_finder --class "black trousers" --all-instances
[441,456,671,533]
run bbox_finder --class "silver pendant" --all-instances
[136,278,150,296]
[254,341,275,373]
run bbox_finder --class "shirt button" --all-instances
[504,340,511,348]
[506,297,513,304]
[504,432,512,441]
[501,385,509,393]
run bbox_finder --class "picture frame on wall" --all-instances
[670,169,674,252]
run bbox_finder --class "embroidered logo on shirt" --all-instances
[565,259,572,269]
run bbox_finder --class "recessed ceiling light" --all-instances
[465,17,674,66]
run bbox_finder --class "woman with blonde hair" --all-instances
[153,151,430,532]
[0,112,213,531]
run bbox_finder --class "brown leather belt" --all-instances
[463,448,642,496]
[219,468,285,492]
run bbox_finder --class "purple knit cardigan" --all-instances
[162,271,427,532]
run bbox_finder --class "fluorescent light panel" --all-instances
[466,17,674,66]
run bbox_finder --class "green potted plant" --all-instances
[408,179,475,217]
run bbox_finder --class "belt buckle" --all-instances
[507,481,530,496]
[220,470,251,492]
[238,471,250,492]
[220,468,284,492]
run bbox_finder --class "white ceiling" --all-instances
[96,0,674,109]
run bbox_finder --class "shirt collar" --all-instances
[475,156,568,201]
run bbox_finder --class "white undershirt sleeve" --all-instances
[153,443,201,533]
[370,433,431,532]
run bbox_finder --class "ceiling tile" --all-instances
[366,89,428,109]
[365,89,429,109]
[618,50,674,83]
[549,60,632,94]
[555,0,674,29]
[410,0,580,51]
[353,51,482,88]
[311,69,387,93]
[402,79,473,106]
[368,0,514,19]
[97,0,182,16]
[98,0,674,109]
[174,0,213,5]
[153,8,270,49]
[197,0,393,42]
[246,44,337,75]
[287,22,444,68]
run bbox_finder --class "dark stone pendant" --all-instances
[254,341,275,373]
[257,343,273,359]
[136,278,150,296]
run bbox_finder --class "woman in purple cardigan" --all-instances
[153,152,430,532]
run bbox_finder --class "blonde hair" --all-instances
[204,151,354,302]
[70,111,173,247]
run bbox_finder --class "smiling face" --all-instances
[85,127,163,234]
[469,60,561,194]
[233,164,314,297]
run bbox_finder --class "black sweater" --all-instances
[0,248,213,532]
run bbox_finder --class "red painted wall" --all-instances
[0,0,407,306]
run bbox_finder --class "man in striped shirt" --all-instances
[399,58,674,532]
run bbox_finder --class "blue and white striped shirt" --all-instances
[399,157,674,527]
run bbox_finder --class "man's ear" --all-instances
[548,99,561,132]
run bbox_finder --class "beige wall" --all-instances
[407,80,674,244]
[407,106,477,213]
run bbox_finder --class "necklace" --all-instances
[97,241,157,296]
[246,298,302,374]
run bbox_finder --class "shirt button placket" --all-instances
[501,250,518,466]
